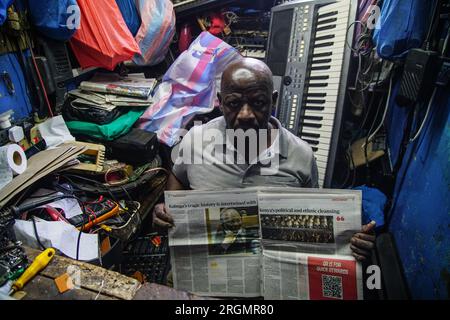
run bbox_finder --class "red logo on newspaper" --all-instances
[308,257,358,300]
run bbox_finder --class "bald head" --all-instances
[218,58,278,131]
[221,58,274,93]
[220,208,243,232]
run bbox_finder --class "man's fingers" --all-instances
[156,211,174,224]
[354,232,376,242]
[351,236,374,250]
[352,252,367,262]
[350,244,370,257]
[155,208,174,224]
[362,221,376,233]
[153,216,174,228]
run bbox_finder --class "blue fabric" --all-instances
[353,186,386,229]
[386,85,450,298]
[28,0,79,41]
[0,0,13,25]
[373,0,435,60]
[115,0,141,37]
[0,53,33,120]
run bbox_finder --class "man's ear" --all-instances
[217,92,224,113]
[272,91,279,112]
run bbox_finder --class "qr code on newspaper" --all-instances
[322,274,343,299]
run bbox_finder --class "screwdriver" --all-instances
[9,248,56,296]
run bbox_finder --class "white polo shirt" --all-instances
[172,116,319,190]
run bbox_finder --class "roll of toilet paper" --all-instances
[0,144,27,176]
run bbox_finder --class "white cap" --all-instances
[0,110,13,129]
[8,126,25,143]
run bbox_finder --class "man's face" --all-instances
[218,67,277,131]
[222,209,243,232]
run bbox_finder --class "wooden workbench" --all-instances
[21,247,204,300]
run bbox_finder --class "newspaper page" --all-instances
[80,73,157,98]
[262,250,363,300]
[258,190,363,300]
[166,189,262,297]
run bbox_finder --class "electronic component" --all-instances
[0,263,9,286]
[0,190,28,288]
[0,245,28,287]
[121,234,170,285]
[0,207,14,232]
[239,44,266,59]
[106,129,159,166]
[35,37,73,114]
[436,59,450,87]
[350,136,386,169]
[396,49,442,107]
[70,141,106,173]
[67,198,120,231]
[266,0,357,187]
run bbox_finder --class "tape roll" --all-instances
[0,144,27,176]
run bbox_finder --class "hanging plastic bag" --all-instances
[70,0,140,71]
[136,32,242,147]
[373,0,434,60]
[115,0,141,37]
[133,0,176,66]
[27,0,79,41]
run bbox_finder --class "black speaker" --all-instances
[396,49,441,107]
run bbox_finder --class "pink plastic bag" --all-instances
[70,0,140,70]
[137,32,242,146]
[133,0,176,66]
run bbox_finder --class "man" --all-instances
[153,58,375,261]
[211,208,258,255]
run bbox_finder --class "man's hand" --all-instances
[152,203,175,229]
[350,221,376,262]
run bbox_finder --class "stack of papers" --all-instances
[0,143,87,207]
[69,73,157,112]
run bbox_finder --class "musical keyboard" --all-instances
[266,0,357,187]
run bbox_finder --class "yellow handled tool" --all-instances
[9,248,56,295]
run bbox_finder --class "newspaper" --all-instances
[167,188,363,300]
[79,73,157,99]
[68,90,154,109]
[167,189,261,297]
[258,190,363,300]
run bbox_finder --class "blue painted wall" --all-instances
[0,53,33,120]
[386,84,450,299]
